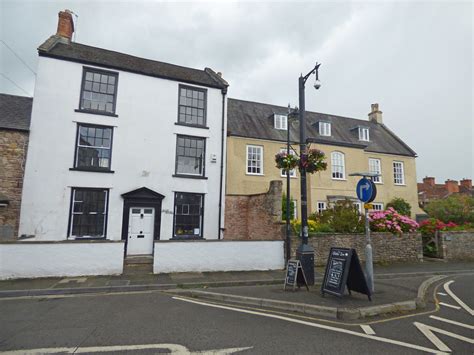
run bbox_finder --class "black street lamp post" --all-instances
[296,62,321,286]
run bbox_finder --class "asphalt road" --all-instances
[0,274,472,354]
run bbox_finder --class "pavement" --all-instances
[1,261,473,321]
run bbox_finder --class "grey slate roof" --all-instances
[227,98,417,157]
[0,94,32,131]
[38,36,228,90]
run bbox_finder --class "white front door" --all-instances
[127,207,154,256]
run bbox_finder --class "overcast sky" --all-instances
[1,1,472,182]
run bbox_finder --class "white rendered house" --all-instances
[19,11,228,258]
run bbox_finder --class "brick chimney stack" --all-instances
[460,179,472,189]
[423,176,435,187]
[368,103,383,124]
[56,10,74,41]
[445,179,459,193]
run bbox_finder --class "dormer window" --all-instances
[359,127,370,141]
[319,122,331,136]
[274,114,287,130]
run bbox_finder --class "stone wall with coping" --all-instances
[290,232,423,266]
[439,231,474,260]
[0,130,29,240]
[224,180,284,240]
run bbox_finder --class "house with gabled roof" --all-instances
[226,99,424,219]
[19,10,228,255]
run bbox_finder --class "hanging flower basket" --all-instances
[300,149,327,174]
[275,151,299,171]
[275,148,327,174]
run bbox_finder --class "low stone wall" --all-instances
[224,180,284,241]
[290,232,423,266]
[439,231,474,260]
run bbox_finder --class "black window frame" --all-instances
[174,134,206,178]
[172,192,204,239]
[71,123,115,173]
[67,187,109,239]
[77,66,119,117]
[177,84,207,128]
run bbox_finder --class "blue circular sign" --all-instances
[356,178,376,203]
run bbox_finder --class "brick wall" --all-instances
[439,231,474,260]
[290,232,423,266]
[225,180,284,240]
[0,130,29,240]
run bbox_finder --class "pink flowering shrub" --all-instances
[368,207,419,234]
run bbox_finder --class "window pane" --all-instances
[178,86,206,126]
[81,70,118,113]
[174,193,203,237]
[176,136,205,175]
[71,189,107,238]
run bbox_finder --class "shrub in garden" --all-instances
[386,197,411,216]
[369,207,419,234]
[419,218,457,234]
[318,199,364,233]
[424,195,474,224]
[291,219,319,235]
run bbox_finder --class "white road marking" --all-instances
[414,321,474,353]
[0,343,252,354]
[444,280,474,316]
[173,296,446,354]
[360,325,376,335]
[437,292,447,296]
[429,315,474,330]
[439,302,461,310]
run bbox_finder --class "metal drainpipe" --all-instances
[217,88,227,239]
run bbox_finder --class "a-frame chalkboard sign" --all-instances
[321,248,372,301]
[284,259,309,291]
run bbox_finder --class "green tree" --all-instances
[424,195,474,224]
[282,193,295,221]
[386,197,412,216]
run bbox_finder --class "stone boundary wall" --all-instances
[439,231,474,260]
[0,130,29,240]
[224,180,284,241]
[290,232,423,266]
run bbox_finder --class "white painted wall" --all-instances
[153,241,285,273]
[0,242,124,279]
[19,56,226,241]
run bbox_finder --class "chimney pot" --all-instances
[460,179,472,189]
[423,176,435,187]
[217,72,222,77]
[56,10,75,41]
[368,103,383,124]
[445,179,459,193]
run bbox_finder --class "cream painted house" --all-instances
[226,99,424,218]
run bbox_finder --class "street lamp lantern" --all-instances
[296,62,322,286]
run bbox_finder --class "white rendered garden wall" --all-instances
[0,241,124,279]
[154,240,284,273]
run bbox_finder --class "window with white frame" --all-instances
[393,161,405,185]
[371,203,384,211]
[359,127,370,141]
[280,148,296,177]
[369,158,382,183]
[246,145,263,175]
[319,122,331,136]
[69,188,108,238]
[331,152,345,179]
[354,202,363,214]
[317,201,327,214]
[274,114,287,130]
